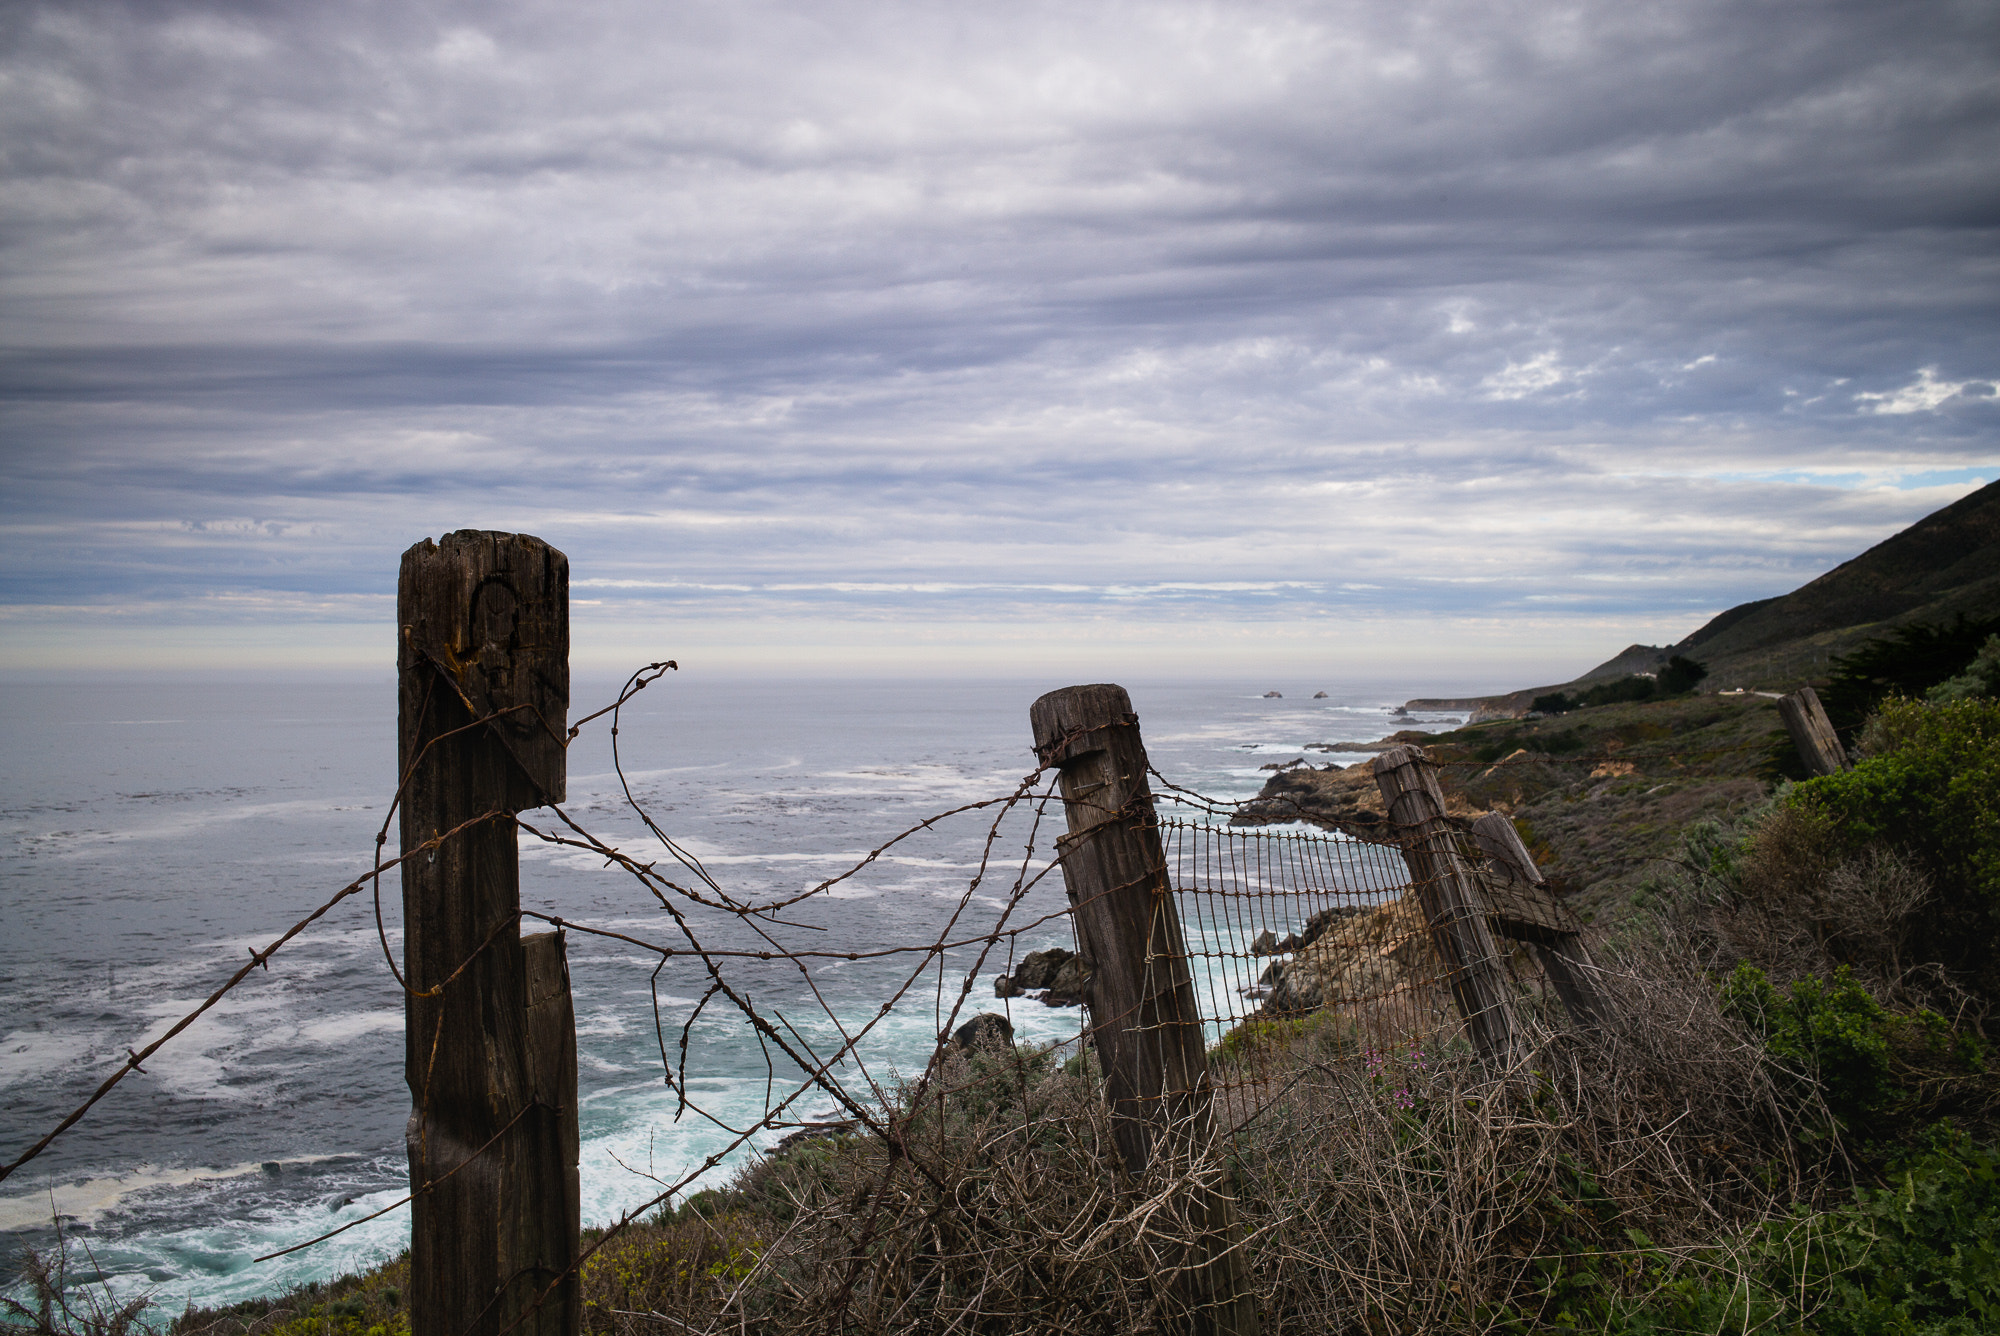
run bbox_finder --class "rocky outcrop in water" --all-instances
[994,947,1087,1007]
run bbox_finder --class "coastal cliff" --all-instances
[1236,691,1782,921]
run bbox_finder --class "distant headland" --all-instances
[1411,478,2000,721]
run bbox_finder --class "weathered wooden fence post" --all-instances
[1372,746,1518,1060]
[1468,812,1610,1027]
[1030,685,1259,1336]
[1777,686,1848,777]
[400,531,579,1336]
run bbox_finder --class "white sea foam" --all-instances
[568,762,735,787]
[615,988,700,1006]
[667,848,881,867]
[299,1011,403,1045]
[575,1012,630,1038]
[122,990,315,1101]
[0,1028,108,1088]
[17,799,354,857]
[0,1161,276,1231]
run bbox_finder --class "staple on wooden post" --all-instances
[1030,684,1259,1336]
[1372,746,1518,1060]
[1777,686,1848,777]
[399,531,577,1336]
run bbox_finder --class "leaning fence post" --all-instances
[1372,746,1517,1060]
[1468,812,1610,1028]
[1777,686,1848,777]
[400,531,578,1336]
[1030,684,1259,1336]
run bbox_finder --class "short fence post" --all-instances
[522,931,582,1334]
[1372,746,1518,1060]
[1778,686,1848,777]
[400,531,578,1336]
[1030,684,1259,1336]
[1469,812,1610,1028]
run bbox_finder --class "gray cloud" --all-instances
[0,0,1995,673]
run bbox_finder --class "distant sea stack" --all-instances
[1409,479,2000,720]
[1264,690,1283,698]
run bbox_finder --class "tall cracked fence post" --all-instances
[1372,746,1518,1061]
[400,531,578,1336]
[1030,684,1259,1336]
[1778,686,1848,777]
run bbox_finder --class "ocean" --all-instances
[0,672,1460,1311]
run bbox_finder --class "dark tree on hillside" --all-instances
[1821,615,2000,738]
[1658,655,1709,695]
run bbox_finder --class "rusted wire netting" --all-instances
[1161,818,1457,1104]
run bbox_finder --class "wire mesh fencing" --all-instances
[1161,818,1458,1110]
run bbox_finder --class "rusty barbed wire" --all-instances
[6,669,1625,1336]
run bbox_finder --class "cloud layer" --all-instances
[2,0,1995,679]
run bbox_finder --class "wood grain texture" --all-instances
[1030,684,1204,1171]
[522,931,581,1336]
[399,531,575,1336]
[400,530,569,809]
[1470,812,1611,1027]
[1466,812,1578,939]
[1030,684,1258,1336]
[1372,747,1518,1060]
[1778,686,1849,778]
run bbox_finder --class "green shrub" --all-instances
[1789,697,2000,913]
[949,1039,1058,1119]
[161,1253,413,1336]
[1472,727,1585,760]
[1209,1012,1312,1065]
[1806,1140,2000,1335]
[1501,1136,2000,1335]
[1534,676,1664,714]
[1723,962,1894,1125]
[1678,814,1755,888]
[1646,1139,2000,1335]
[1587,676,1663,707]
[1929,633,2000,703]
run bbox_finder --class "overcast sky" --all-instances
[2,0,1995,686]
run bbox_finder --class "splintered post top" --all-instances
[398,530,570,810]
[1029,684,1152,839]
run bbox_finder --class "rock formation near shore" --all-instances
[994,947,1086,1006]
[1230,757,1482,836]
[1261,895,1434,1017]
[951,1012,1015,1051]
